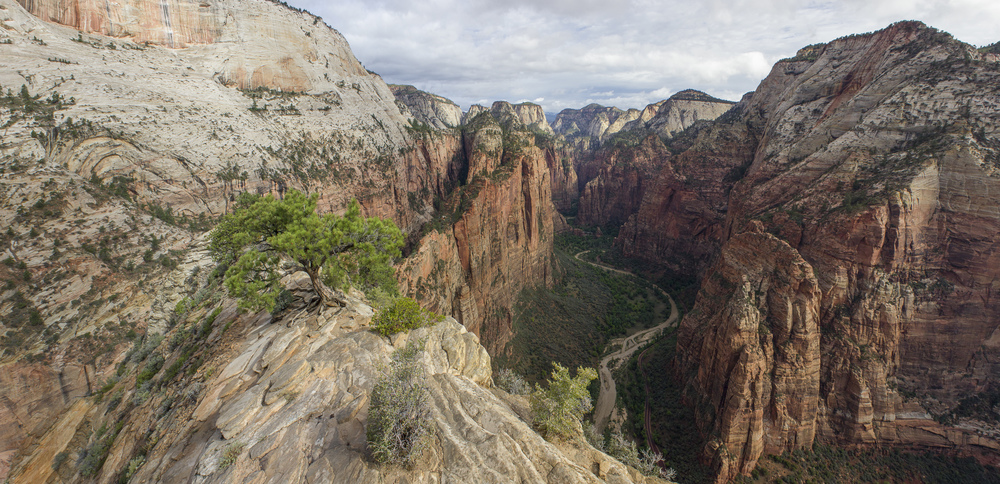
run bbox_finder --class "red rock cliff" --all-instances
[660,21,1000,480]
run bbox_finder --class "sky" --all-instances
[289,0,1000,113]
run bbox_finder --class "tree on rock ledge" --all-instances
[209,189,403,312]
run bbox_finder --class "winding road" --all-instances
[575,250,678,437]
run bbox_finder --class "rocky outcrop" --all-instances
[6,272,668,483]
[560,91,734,230]
[546,146,581,213]
[553,104,640,146]
[576,136,671,228]
[514,103,555,135]
[624,90,735,140]
[552,91,732,148]
[677,229,821,482]
[615,116,756,273]
[390,84,463,129]
[0,0,413,223]
[647,21,1000,479]
[0,1,561,479]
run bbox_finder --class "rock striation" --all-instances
[6,271,669,483]
[677,229,821,480]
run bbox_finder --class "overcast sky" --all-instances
[289,0,1000,113]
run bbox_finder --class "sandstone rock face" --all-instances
[6,274,669,483]
[546,146,581,213]
[677,230,821,482]
[0,0,413,223]
[514,102,555,135]
[399,108,555,355]
[640,21,1000,479]
[0,1,559,479]
[390,84,463,129]
[624,90,735,140]
[553,104,640,145]
[576,136,671,228]
[16,0,369,91]
[616,117,755,273]
[560,91,735,232]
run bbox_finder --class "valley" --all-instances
[2,0,1000,482]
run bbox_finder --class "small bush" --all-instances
[603,427,676,479]
[530,363,597,438]
[136,353,164,386]
[218,441,245,470]
[370,297,443,336]
[366,339,433,466]
[52,451,69,470]
[123,455,145,482]
[496,368,529,395]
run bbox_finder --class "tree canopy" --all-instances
[209,189,403,312]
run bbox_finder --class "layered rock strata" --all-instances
[648,22,1000,480]
[399,106,555,356]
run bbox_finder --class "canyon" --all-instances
[1,0,1000,482]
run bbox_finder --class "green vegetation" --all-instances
[78,422,124,477]
[938,384,1000,426]
[497,230,672,382]
[218,441,246,470]
[530,363,597,438]
[0,83,71,129]
[367,339,433,466]
[596,427,675,480]
[738,444,1000,484]
[209,190,403,312]
[369,296,443,336]
[616,332,713,483]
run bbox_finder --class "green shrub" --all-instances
[370,297,443,336]
[136,353,164,386]
[530,363,597,438]
[366,339,433,466]
[123,455,145,482]
[218,441,245,470]
[52,451,69,470]
[604,427,674,479]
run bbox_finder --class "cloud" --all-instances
[293,0,1000,113]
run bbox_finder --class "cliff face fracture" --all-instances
[634,22,1000,481]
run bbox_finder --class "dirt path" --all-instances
[575,250,678,433]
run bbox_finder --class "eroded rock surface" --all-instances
[7,271,669,483]
[644,21,1000,480]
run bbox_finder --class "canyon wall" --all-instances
[0,0,558,478]
[556,91,736,231]
[397,102,555,356]
[641,22,1000,480]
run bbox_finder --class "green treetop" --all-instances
[209,189,403,312]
